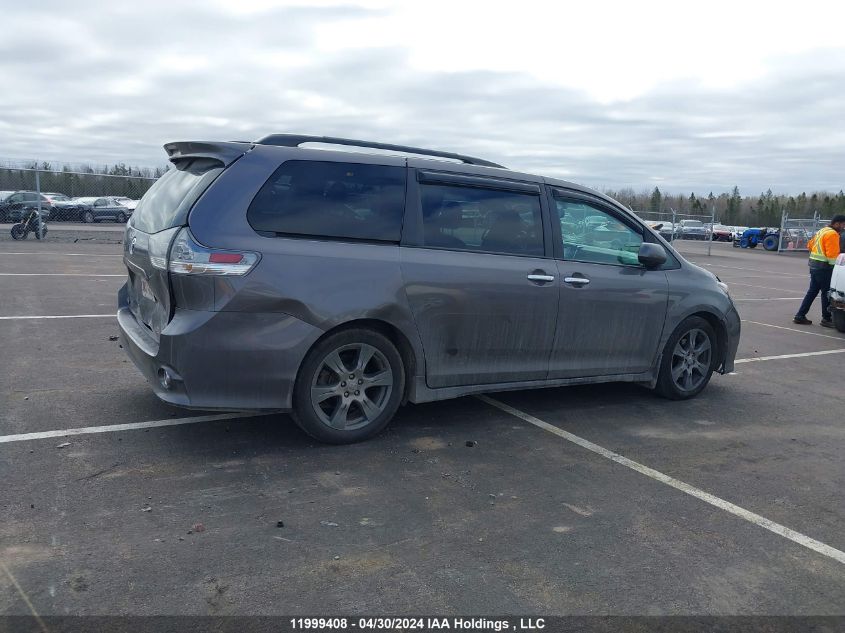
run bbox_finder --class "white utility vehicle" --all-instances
[830,254,845,332]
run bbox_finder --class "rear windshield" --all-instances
[247,160,406,242]
[130,159,223,234]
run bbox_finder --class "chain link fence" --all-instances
[0,165,158,224]
[635,208,717,255]
[777,210,829,253]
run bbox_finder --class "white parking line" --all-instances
[693,262,806,278]
[0,412,268,444]
[743,320,845,340]
[0,273,123,277]
[727,281,803,292]
[0,252,122,257]
[732,297,802,301]
[0,314,115,320]
[477,395,845,566]
[736,348,845,363]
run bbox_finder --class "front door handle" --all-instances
[527,273,555,283]
[563,276,591,285]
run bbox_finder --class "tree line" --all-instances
[0,161,167,200]
[610,186,845,226]
[3,159,844,226]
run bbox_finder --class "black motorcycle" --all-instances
[11,209,48,240]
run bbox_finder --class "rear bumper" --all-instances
[118,284,323,410]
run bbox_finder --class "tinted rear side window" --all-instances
[131,158,223,234]
[419,183,544,256]
[247,161,406,242]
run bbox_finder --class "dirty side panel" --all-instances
[401,247,559,389]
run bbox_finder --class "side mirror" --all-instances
[638,243,667,269]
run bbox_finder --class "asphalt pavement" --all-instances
[1,238,843,616]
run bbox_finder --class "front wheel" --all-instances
[116,212,127,223]
[10,224,27,240]
[292,328,405,444]
[654,317,717,400]
[82,210,94,223]
[833,310,845,333]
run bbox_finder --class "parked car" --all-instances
[74,197,133,223]
[114,196,139,210]
[677,219,708,240]
[0,191,52,222]
[117,134,741,444]
[731,226,748,241]
[646,221,675,241]
[829,254,845,332]
[712,225,733,242]
[43,192,84,221]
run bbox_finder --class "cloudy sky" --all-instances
[1,0,844,194]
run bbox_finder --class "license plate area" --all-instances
[127,269,158,332]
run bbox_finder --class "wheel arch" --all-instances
[687,310,728,372]
[299,318,422,404]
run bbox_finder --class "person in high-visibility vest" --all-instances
[794,214,845,327]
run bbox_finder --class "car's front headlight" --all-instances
[716,279,731,297]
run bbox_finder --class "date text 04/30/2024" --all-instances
[289,617,546,630]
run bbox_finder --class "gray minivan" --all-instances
[118,135,740,444]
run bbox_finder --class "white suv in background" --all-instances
[829,254,845,332]
[678,219,708,240]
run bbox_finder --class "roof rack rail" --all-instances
[253,134,506,169]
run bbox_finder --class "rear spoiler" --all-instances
[163,141,253,168]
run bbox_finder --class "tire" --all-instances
[116,212,127,224]
[82,210,94,223]
[10,225,26,240]
[833,310,845,333]
[762,235,779,251]
[654,316,717,400]
[292,328,405,444]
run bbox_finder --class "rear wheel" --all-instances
[116,211,127,223]
[292,328,404,444]
[762,234,779,251]
[654,317,717,400]
[833,310,845,333]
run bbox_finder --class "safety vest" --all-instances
[809,226,838,265]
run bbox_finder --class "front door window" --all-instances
[556,199,643,266]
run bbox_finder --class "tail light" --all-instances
[169,228,259,275]
[150,227,259,276]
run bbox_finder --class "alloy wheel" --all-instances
[670,328,712,392]
[310,343,394,431]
